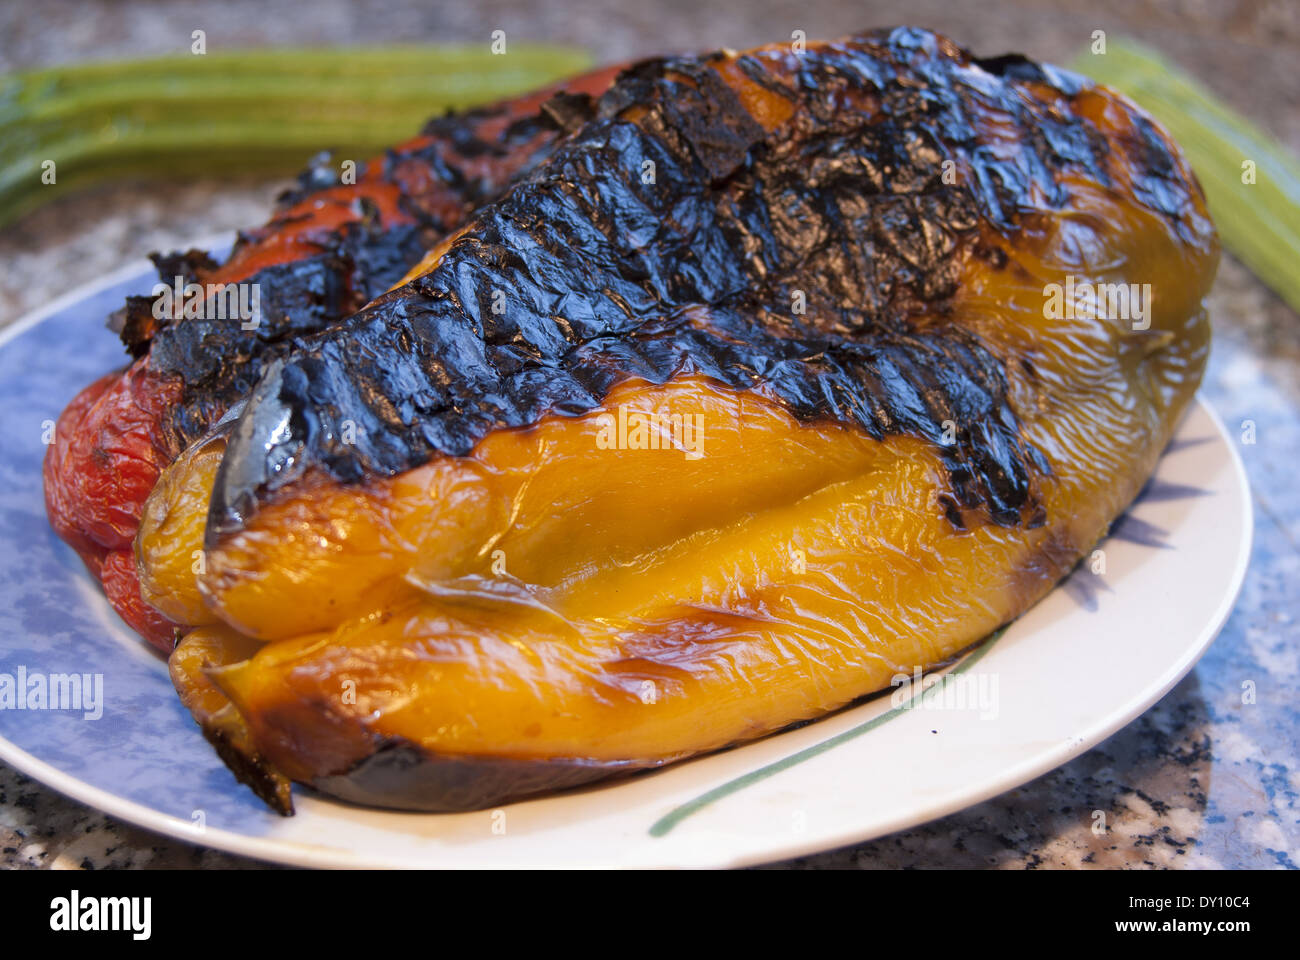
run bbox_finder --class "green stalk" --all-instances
[0,45,593,226]
[1072,39,1300,314]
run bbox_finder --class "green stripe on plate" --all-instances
[648,627,1005,837]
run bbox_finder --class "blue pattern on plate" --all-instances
[0,262,283,835]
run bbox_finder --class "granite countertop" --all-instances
[1,0,1296,869]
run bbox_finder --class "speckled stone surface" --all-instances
[1,0,1296,869]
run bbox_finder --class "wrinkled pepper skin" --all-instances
[154,27,1217,814]
[41,67,621,651]
[44,366,183,648]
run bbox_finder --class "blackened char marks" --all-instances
[148,252,360,456]
[128,84,602,457]
[114,249,221,352]
[1125,113,1205,230]
[210,27,1201,537]
[603,57,767,181]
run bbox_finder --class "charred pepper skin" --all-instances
[212,28,1206,535]
[181,28,1217,814]
[41,67,620,650]
[123,73,615,458]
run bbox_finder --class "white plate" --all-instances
[0,254,1252,868]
